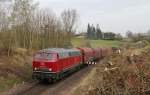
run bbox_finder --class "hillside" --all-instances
[0,49,33,92]
[0,38,122,92]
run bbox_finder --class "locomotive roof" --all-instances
[40,48,66,53]
[39,48,80,53]
[65,49,80,52]
[38,48,81,58]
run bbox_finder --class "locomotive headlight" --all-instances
[34,67,37,70]
[49,68,52,71]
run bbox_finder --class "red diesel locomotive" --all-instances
[32,47,112,82]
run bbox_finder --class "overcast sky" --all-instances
[36,0,150,35]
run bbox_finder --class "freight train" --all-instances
[32,47,112,82]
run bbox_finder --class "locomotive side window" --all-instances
[58,52,69,59]
[68,51,81,57]
[34,52,56,60]
[47,54,53,60]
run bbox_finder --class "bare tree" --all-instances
[0,1,79,55]
[11,0,37,49]
[33,9,62,49]
[0,1,12,56]
[61,9,78,46]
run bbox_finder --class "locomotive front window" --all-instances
[34,53,57,60]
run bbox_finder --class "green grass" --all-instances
[90,40,122,48]
[72,37,122,48]
[72,37,85,47]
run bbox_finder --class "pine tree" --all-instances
[92,25,96,39]
[87,23,91,39]
[96,24,102,39]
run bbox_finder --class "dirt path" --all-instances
[18,66,94,95]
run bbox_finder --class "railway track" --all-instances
[17,65,94,95]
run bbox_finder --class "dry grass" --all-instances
[0,48,33,92]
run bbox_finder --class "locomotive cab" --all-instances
[32,50,61,81]
[32,48,82,82]
[33,52,58,71]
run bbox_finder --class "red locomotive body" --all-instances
[32,48,82,81]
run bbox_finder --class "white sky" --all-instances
[36,0,150,35]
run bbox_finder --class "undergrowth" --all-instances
[0,48,33,92]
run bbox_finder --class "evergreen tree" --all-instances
[92,25,96,39]
[87,23,103,40]
[87,23,91,39]
[96,24,102,39]
[90,24,94,39]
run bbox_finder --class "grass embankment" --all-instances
[72,37,122,48]
[72,46,150,95]
[0,48,33,92]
